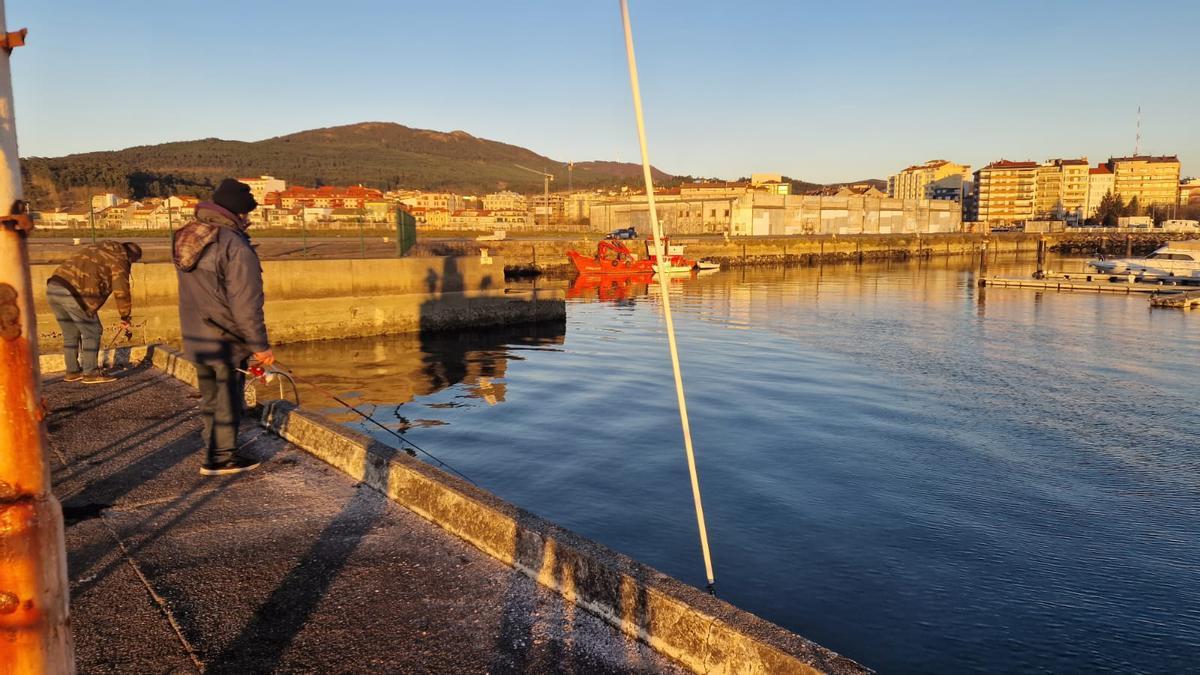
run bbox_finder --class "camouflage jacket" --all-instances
[48,240,133,319]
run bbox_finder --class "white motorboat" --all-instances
[1087,240,1200,279]
[475,229,507,242]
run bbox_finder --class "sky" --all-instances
[8,0,1199,182]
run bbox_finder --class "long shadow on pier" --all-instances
[206,486,388,673]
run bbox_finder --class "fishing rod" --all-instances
[205,319,478,486]
[103,321,136,350]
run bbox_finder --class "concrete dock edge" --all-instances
[140,345,868,674]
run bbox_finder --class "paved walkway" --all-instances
[46,364,684,674]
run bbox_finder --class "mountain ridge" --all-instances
[20,121,676,208]
[20,121,885,208]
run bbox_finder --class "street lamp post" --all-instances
[87,196,96,244]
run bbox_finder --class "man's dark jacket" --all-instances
[48,240,133,319]
[173,202,268,364]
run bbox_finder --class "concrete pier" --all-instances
[45,348,869,673]
[45,349,869,673]
[47,364,686,673]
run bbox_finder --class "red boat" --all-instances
[566,238,696,275]
[567,239,656,274]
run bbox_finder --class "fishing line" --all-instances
[272,366,478,486]
[205,318,478,486]
[619,0,717,594]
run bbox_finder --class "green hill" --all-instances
[21,122,676,208]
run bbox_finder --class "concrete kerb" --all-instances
[140,345,867,674]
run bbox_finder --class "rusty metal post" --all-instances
[0,8,76,673]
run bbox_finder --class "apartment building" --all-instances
[563,191,601,223]
[1180,178,1200,205]
[528,193,566,221]
[973,160,1039,223]
[1035,158,1089,222]
[401,192,465,212]
[91,193,123,211]
[237,175,287,206]
[750,173,792,195]
[1108,155,1181,206]
[270,185,384,209]
[482,190,526,212]
[1084,164,1115,217]
[887,160,971,200]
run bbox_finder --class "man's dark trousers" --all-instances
[195,359,246,463]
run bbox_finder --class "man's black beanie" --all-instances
[212,178,258,215]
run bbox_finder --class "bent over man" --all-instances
[46,240,142,384]
[174,179,275,476]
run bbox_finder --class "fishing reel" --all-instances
[241,365,300,408]
[246,364,276,383]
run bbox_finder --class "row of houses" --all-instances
[37,172,941,236]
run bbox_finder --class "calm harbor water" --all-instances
[274,255,1199,673]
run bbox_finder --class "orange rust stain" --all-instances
[0,337,45,496]
[0,497,51,667]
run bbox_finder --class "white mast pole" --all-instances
[619,0,715,591]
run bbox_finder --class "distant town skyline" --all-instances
[10,0,1199,181]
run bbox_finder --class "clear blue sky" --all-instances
[8,0,1198,182]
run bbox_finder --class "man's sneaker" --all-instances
[199,455,261,476]
[63,373,84,382]
[81,373,118,384]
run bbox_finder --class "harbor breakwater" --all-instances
[31,254,564,354]
[483,232,1193,276]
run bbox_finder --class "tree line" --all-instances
[1086,191,1192,227]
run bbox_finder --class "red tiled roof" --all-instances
[1089,165,1113,175]
[276,185,384,198]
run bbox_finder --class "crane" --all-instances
[514,163,554,229]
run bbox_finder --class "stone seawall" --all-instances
[32,255,564,353]
[478,231,1194,276]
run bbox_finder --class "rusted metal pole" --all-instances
[0,6,76,672]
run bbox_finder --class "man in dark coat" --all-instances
[174,179,274,476]
[46,240,142,384]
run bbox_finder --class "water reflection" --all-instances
[272,320,566,422]
[565,272,654,303]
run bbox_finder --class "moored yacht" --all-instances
[1087,240,1200,279]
